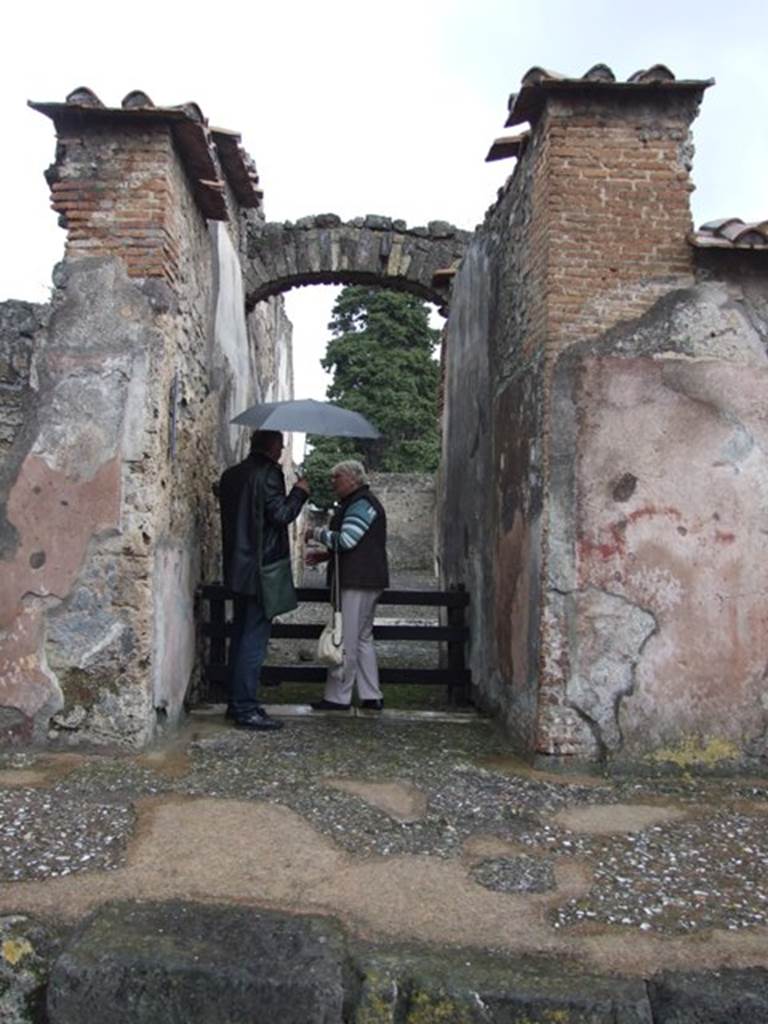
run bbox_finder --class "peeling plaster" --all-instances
[564,588,657,754]
[550,281,768,760]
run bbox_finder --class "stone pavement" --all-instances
[1,707,768,1021]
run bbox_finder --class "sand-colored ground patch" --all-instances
[0,769,49,787]
[325,778,427,821]
[553,802,687,834]
[461,834,529,862]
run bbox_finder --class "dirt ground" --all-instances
[1,708,767,980]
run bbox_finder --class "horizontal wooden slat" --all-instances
[202,622,468,642]
[204,665,471,686]
[198,585,468,608]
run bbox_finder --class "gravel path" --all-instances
[1,718,767,939]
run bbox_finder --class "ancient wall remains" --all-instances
[441,65,768,766]
[369,473,435,574]
[245,216,469,311]
[550,277,768,762]
[0,89,293,748]
[0,302,48,462]
[438,134,546,752]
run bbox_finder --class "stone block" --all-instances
[0,913,63,1024]
[364,215,392,231]
[354,953,653,1023]
[427,220,456,238]
[648,968,768,1022]
[47,901,354,1024]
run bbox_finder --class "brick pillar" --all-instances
[511,75,708,362]
[501,71,710,759]
[45,121,181,284]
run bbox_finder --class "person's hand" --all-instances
[295,476,310,494]
[305,549,329,566]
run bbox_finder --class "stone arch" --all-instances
[244,214,470,311]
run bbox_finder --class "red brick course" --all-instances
[48,124,185,284]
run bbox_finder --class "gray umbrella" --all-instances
[231,399,380,438]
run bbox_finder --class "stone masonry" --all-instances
[245,215,469,312]
[3,67,767,767]
[0,88,293,748]
[440,64,768,766]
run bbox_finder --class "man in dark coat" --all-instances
[218,430,309,730]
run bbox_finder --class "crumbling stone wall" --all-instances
[550,277,768,761]
[0,302,48,463]
[438,67,768,764]
[438,196,545,753]
[369,472,435,573]
[0,92,292,748]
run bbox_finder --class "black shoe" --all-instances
[310,699,351,711]
[234,708,284,731]
[360,699,384,711]
[225,705,235,719]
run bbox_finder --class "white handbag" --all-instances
[317,546,344,667]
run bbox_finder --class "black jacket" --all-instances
[328,486,389,591]
[219,452,307,596]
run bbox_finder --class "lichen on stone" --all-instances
[647,736,740,769]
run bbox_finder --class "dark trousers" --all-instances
[229,596,272,718]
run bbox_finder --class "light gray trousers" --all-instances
[323,588,383,704]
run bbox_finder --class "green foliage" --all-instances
[305,287,441,508]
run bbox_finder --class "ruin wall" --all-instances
[0,97,292,748]
[439,73,768,766]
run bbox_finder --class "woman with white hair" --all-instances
[305,460,389,710]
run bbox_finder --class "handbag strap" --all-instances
[331,544,340,611]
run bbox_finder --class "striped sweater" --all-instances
[312,497,378,551]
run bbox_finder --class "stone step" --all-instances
[13,900,768,1023]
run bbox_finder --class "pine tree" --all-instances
[305,286,441,507]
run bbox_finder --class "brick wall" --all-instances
[442,77,706,759]
[49,122,181,283]
[540,94,698,358]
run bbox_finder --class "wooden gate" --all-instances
[198,584,471,705]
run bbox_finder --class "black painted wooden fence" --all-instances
[197,584,471,705]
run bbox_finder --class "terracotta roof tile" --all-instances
[627,64,676,84]
[29,88,262,220]
[211,128,262,208]
[502,64,713,128]
[582,63,616,83]
[690,218,768,249]
[485,130,530,163]
[64,86,104,108]
[121,90,154,110]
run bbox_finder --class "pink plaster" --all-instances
[0,454,122,718]
[574,356,768,747]
[0,454,122,629]
[0,605,53,716]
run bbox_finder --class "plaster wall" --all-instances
[550,280,768,761]
[439,74,768,765]
[0,116,293,748]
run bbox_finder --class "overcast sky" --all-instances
[2,0,766,442]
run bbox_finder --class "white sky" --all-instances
[2,0,767,459]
